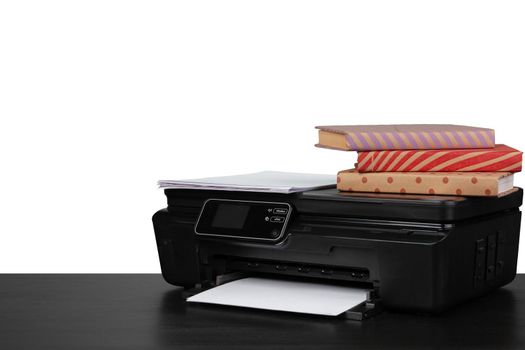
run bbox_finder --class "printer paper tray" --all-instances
[186,273,381,320]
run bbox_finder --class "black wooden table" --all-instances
[0,274,523,349]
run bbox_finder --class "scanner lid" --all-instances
[165,187,522,223]
[297,187,523,222]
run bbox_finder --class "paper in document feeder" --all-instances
[157,171,336,193]
[187,277,369,316]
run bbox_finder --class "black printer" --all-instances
[153,187,522,318]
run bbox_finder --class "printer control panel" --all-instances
[195,199,292,241]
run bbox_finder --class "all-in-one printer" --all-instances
[153,186,522,318]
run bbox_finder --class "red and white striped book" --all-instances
[356,144,522,173]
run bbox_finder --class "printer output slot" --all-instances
[213,259,380,320]
[220,257,372,286]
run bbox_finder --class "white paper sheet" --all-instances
[187,277,369,316]
[158,171,335,193]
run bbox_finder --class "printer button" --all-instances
[273,208,288,215]
[270,216,285,223]
[275,265,287,271]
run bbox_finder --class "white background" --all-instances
[1,1,524,272]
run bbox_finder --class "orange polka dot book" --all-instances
[336,169,515,197]
[316,124,522,197]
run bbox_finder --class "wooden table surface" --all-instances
[0,274,524,349]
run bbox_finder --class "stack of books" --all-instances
[316,124,522,196]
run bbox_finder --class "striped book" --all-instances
[316,124,495,151]
[356,144,522,173]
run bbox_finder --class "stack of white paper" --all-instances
[187,277,369,316]
[158,171,335,193]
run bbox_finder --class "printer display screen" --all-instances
[195,199,291,241]
[211,204,250,229]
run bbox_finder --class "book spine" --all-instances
[344,129,495,151]
[337,170,506,196]
[356,148,522,172]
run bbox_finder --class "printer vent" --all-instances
[474,231,504,289]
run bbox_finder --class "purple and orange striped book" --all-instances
[316,124,495,151]
[356,144,522,173]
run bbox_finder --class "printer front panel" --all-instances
[153,201,450,309]
[153,190,522,313]
[194,226,447,311]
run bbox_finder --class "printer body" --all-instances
[153,187,522,315]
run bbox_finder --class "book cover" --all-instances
[337,169,513,196]
[316,124,495,151]
[356,144,522,173]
